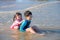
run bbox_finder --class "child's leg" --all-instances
[26,26,45,36]
[29,27,36,33]
[29,27,45,36]
[26,27,36,34]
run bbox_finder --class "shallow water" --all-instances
[0,25,60,40]
[0,0,60,40]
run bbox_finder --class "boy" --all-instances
[19,11,45,36]
[19,10,36,33]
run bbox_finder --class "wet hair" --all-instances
[24,10,32,17]
[13,12,22,21]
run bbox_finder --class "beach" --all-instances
[0,0,60,40]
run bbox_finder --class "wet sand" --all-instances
[0,24,60,40]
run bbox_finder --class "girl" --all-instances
[10,12,23,30]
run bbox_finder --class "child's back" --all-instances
[19,20,31,32]
[10,19,22,29]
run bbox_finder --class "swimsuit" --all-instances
[19,20,31,32]
[10,19,22,29]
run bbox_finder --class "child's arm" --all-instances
[19,20,27,32]
[18,20,24,24]
[18,21,22,24]
[10,23,15,29]
[10,21,18,29]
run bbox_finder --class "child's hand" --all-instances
[18,22,22,24]
[18,20,23,24]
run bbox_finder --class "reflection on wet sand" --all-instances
[0,25,60,40]
[11,30,32,40]
[11,30,20,40]
[11,30,44,40]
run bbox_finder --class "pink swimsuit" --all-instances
[10,19,22,29]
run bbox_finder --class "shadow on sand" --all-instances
[32,26,60,34]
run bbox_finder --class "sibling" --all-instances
[19,11,45,36]
[19,11,36,33]
[10,12,23,30]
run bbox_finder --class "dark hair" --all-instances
[13,12,22,21]
[24,10,32,17]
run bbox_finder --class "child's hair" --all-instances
[24,10,32,17]
[13,12,22,21]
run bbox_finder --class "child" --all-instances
[19,11,45,35]
[10,12,23,30]
[19,11,36,33]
